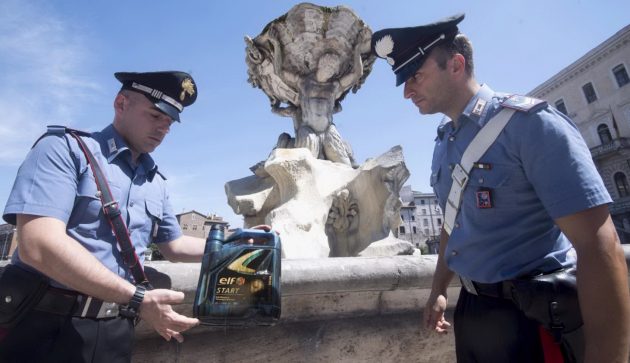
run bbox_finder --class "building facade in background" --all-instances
[529,24,630,243]
[398,186,442,254]
[175,210,230,239]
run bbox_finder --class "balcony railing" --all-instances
[590,138,630,159]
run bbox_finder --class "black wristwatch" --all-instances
[119,285,146,319]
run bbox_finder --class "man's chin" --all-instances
[143,143,160,154]
[417,107,437,115]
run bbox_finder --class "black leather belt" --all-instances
[34,286,120,319]
[460,276,515,300]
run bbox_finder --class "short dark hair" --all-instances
[432,34,474,76]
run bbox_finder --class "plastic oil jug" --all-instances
[193,224,281,325]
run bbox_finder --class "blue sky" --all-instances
[1,0,628,226]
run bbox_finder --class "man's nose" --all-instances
[157,118,172,134]
[403,81,415,99]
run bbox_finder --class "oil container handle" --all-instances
[224,228,280,246]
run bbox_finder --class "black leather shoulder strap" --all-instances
[66,130,150,287]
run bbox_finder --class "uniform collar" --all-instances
[97,124,159,180]
[459,84,496,126]
[436,84,497,140]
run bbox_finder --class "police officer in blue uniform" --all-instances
[372,14,630,363]
[0,71,218,362]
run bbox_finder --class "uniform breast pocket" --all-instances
[72,176,122,236]
[430,166,446,203]
[463,164,514,211]
[144,198,163,239]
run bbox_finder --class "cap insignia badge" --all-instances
[180,78,195,101]
[375,35,395,66]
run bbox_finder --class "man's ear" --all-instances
[114,93,127,113]
[451,53,466,75]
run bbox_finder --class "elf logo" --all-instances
[218,277,246,285]
[219,277,237,285]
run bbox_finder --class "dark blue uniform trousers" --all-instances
[454,287,546,363]
[0,310,134,363]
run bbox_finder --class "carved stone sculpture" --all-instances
[245,2,375,167]
[227,3,413,258]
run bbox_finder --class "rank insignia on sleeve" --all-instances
[476,188,492,209]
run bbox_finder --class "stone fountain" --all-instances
[225,2,413,258]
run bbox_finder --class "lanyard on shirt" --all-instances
[67,130,150,287]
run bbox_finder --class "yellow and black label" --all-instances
[214,249,274,304]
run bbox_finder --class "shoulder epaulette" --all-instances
[46,125,92,137]
[32,125,92,149]
[500,95,547,113]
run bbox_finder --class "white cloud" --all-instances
[0,0,100,165]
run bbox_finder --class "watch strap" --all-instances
[119,285,146,319]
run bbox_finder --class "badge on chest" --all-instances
[476,188,492,209]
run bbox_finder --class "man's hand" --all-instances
[424,293,451,334]
[139,289,200,343]
[228,225,277,244]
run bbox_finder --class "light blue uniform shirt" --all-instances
[3,124,182,287]
[431,85,611,283]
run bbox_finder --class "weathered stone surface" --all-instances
[132,257,460,363]
[358,233,416,257]
[227,3,409,258]
[226,147,410,258]
[132,248,630,362]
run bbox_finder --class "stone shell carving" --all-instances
[245,3,375,111]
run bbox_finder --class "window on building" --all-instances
[420,200,425,205]
[413,226,417,234]
[613,64,630,88]
[183,224,188,230]
[192,214,196,221]
[437,218,442,225]
[555,99,568,115]
[411,215,415,221]
[423,219,429,227]
[424,228,430,235]
[582,82,597,104]
[192,225,198,231]
[615,172,630,198]
[399,226,406,234]
[401,214,404,221]
[422,209,427,215]
[598,124,613,144]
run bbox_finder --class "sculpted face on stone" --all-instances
[245,2,375,167]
